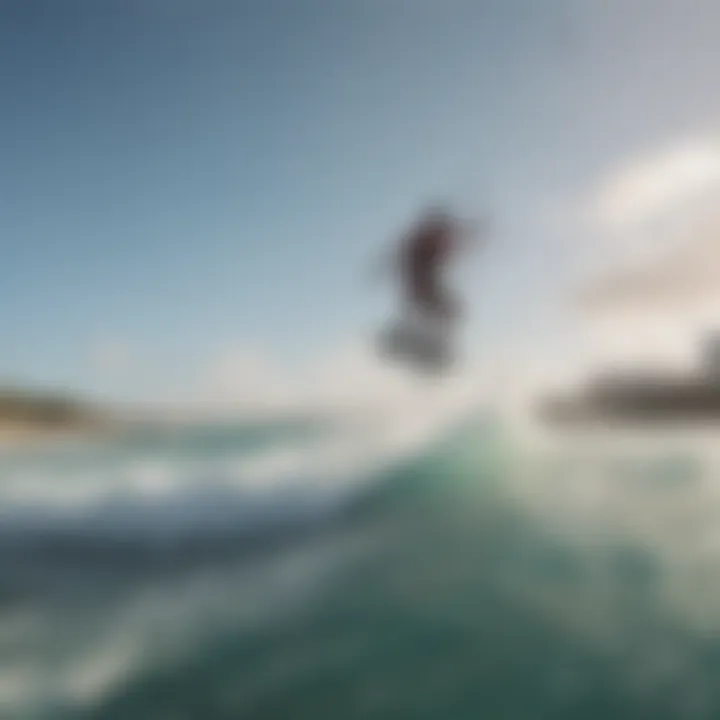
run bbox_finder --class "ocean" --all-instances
[0,411,719,719]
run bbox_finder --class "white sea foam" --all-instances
[0,382,481,546]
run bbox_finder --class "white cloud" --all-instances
[577,136,720,354]
[199,346,301,416]
[193,336,489,425]
[590,136,720,234]
[581,209,720,313]
[571,205,720,378]
[196,340,420,417]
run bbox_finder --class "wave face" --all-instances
[0,406,482,717]
[5,415,720,719]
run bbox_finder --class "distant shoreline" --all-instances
[0,419,118,449]
[0,424,82,449]
[0,387,120,449]
[0,388,340,450]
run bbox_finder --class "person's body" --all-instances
[399,207,466,322]
[375,205,485,370]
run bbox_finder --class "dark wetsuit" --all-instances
[402,216,459,320]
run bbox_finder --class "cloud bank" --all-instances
[589,136,720,234]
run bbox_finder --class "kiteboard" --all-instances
[376,309,454,373]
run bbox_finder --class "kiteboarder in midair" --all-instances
[376,204,487,370]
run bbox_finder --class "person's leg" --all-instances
[409,272,447,317]
[421,283,461,323]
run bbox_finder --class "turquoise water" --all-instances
[1,418,719,718]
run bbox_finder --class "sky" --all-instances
[4,0,720,408]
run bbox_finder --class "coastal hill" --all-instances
[0,387,329,445]
[537,333,720,426]
[0,387,113,436]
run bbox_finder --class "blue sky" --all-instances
[3,0,720,403]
